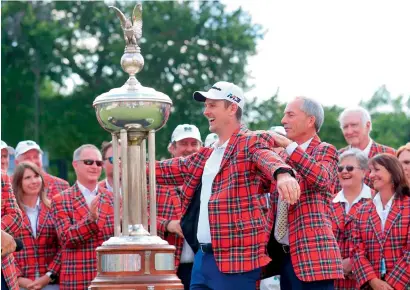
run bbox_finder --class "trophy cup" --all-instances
[89,3,183,289]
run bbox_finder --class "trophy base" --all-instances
[89,235,184,290]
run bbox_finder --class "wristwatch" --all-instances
[46,271,57,284]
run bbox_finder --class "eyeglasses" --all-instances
[79,159,103,167]
[337,165,360,173]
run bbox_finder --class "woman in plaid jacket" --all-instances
[352,154,410,290]
[12,162,61,290]
[329,149,373,290]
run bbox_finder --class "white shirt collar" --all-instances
[350,138,373,157]
[213,139,229,150]
[300,138,313,151]
[23,197,40,211]
[105,179,113,192]
[373,192,395,211]
[333,183,372,204]
[77,181,98,196]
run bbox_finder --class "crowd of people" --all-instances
[1,81,409,290]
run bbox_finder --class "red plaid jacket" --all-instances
[156,185,184,268]
[97,179,108,191]
[155,128,291,274]
[335,141,396,192]
[271,135,344,282]
[351,195,410,290]
[14,201,62,281]
[329,193,372,289]
[1,172,23,290]
[51,183,114,290]
[43,172,69,199]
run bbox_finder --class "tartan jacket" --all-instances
[43,172,69,199]
[155,128,292,274]
[270,135,344,282]
[51,183,114,290]
[335,141,396,192]
[1,172,23,290]
[14,201,62,281]
[156,184,184,268]
[351,195,410,290]
[329,190,372,290]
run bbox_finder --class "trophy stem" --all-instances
[148,130,157,236]
[141,139,148,230]
[120,129,129,236]
[112,133,121,237]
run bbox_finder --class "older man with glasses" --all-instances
[51,144,114,290]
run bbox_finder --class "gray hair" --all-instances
[338,106,372,132]
[297,96,324,132]
[339,148,368,170]
[73,144,101,161]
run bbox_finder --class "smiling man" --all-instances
[155,81,300,290]
[337,106,395,190]
[51,144,114,290]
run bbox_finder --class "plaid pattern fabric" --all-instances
[329,197,371,289]
[351,196,410,290]
[273,135,344,282]
[155,128,288,273]
[1,172,23,290]
[14,201,62,281]
[335,141,396,192]
[98,179,108,191]
[156,184,184,268]
[51,183,114,290]
[43,172,69,199]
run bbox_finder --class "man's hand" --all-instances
[27,274,51,290]
[1,230,16,257]
[270,132,292,148]
[18,277,35,289]
[342,258,353,276]
[369,278,393,290]
[276,173,300,204]
[166,220,184,238]
[90,195,100,221]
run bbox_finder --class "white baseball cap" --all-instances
[15,140,43,159]
[270,126,286,136]
[171,124,202,143]
[0,141,14,155]
[193,81,245,110]
[204,133,218,147]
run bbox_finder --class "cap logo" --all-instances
[26,141,35,145]
[226,93,241,104]
[211,86,222,91]
[184,126,193,132]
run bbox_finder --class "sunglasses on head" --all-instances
[80,159,103,167]
[337,165,359,173]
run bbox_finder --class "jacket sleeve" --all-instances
[51,191,109,248]
[155,153,198,186]
[384,219,409,290]
[1,173,23,235]
[250,135,294,181]
[286,143,338,190]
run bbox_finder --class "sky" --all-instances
[223,0,410,108]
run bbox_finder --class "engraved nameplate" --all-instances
[154,253,175,271]
[101,253,141,272]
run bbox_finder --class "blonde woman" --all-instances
[12,162,60,290]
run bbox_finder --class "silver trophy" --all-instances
[90,3,183,289]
